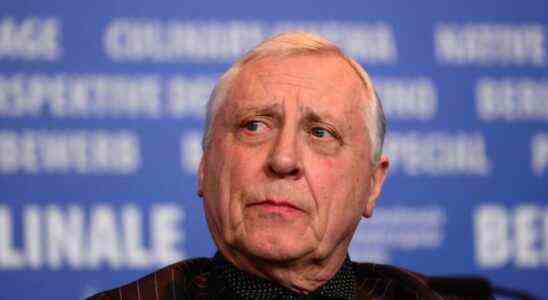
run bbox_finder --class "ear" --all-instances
[197,156,205,198]
[363,155,389,218]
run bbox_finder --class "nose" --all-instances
[266,127,303,179]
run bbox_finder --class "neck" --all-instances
[220,245,350,294]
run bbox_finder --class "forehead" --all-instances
[227,53,367,113]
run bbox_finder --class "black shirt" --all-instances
[212,252,356,300]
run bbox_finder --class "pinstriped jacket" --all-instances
[87,257,445,300]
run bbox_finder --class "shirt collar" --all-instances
[213,252,356,299]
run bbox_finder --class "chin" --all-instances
[238,229,315,263]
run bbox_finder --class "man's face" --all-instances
[199,53,388,263]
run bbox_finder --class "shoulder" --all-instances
[87,257,215,300]
[352,261,442,300]
[352,261,494,300]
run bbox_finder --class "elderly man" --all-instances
[89,32,443,300]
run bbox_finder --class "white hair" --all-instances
[202,31,386,164]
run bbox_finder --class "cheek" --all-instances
[315,157,350,182]
[204,142,236,211]
[311,157,368,212]
[204,145,249,237]
[228,146,266,184]
[308,158,349,211]
[322,159,334,170]
[223,145,269,215]
[315,159,368,238]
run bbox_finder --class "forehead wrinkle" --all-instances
[256,72,323,92]
[229,54,366,130]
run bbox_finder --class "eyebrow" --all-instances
[233,102,284,119]
[231,102,346,131]
[301,107,339,125]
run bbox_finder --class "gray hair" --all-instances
[201,31,386,164]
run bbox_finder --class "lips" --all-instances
[247,199,304,214]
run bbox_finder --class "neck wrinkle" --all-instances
[219,244,350,294]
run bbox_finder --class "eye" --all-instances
[242,120,268,133]
[310,127,333,139]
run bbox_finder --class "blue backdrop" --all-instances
[0,1,547,299]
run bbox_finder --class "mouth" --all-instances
[247,199,305,215]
